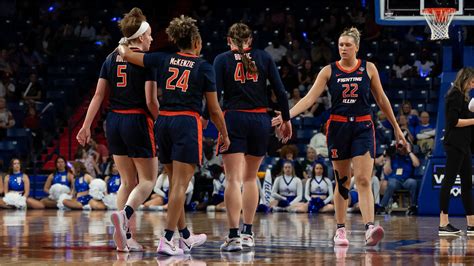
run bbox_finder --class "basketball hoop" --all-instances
[422,8,456,40]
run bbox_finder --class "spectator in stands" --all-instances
[264,38,287,64]
[400,101,419,128]
[415,111,436,155]
[289,88,302,109]
[96,26,112,47]
[300,146,325,180]
[311,86,331,117]
[280,64,298,93]
[87,138,109,166]
[392,55,412,79]
[310,40,332,67]
[379,142,420,214]
[18,44,44,69]
[286,39,307,70]
[74,16,96,41]
[298,59,315,93]
[0,97,15,140]
[22,73,42,102]
[413,49,435,78]
[75,147,100,178]
[23,104,42,152]
[270,161,303,211]
[0,49,13,74]
[41,26,54,56]
[377,110,393,131]
[0,72,16,100]
[272,144,303,178]
[309,123,328,158]
[398,114,415,144]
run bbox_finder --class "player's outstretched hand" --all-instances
[271,111,283,127]
[76,127,91,147]
[277,120,292,144]
[218,135,231,153]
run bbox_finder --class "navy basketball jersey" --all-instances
[213,48,290,120]
[143,52,216,114]
[99,48,156,113]
[327,59,371,116]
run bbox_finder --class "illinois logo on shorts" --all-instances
[331,149,338,159]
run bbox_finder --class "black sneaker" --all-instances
[439,224,461,236]
[467,226,474,236]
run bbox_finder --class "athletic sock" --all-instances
[179,227,191,239]
[229,228,240,238]
[126,228,132,239]
[242,224,253,235]
[365,222,374,230]
[337,224,345,229]
[164,229,174,241]
[124,205,134,220]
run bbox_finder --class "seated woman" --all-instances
[143,171,170,210]
[61,161,94,210]
[270,161,303,212]
[41,156,74,208]
[288,163,334,213]
[97,161,121,210]
[0,158,44,209]
[206,172,226,212]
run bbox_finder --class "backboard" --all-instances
[375,0,474,25]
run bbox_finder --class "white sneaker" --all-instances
[206,205,216,212]
[82,204,91,211]
[241,233,255,247]
[127,237,144,252]
[157,237,184,256]
[365,225,384,246]
[179,233,207,252]
[220,237,243,252]
[333,227,349,246]
[110,210,129,252]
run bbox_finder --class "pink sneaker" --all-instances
[157,236,184,256]
[110,210,129,252]
[333,227,350,246]
[127,237,143,252]
[179,233,207,252]
[365,225,384,246]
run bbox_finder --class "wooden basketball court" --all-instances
[0,210,473,264]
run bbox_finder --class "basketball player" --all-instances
[213,23,292,251]
[273,27,407,246]
[118,15,230,256]
[76,7,158,252]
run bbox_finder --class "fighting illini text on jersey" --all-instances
[327,59,371,117]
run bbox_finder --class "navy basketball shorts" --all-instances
[220,109,271,157]
[106,110,156,158]
[155,111,202,165]
[326,114,375,161]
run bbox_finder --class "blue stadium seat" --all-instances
[392,90,406,101]
[405,90,428,102]
[303,116,322,129]
[53,78,76,87]
[425,103,438,113]
[389,78,410,90]
[410,77,432,90]
[291,117,302,129]
[296,129,317,142]
[6,128,32,155]
[0,141,18,164]
[30,175,48,199]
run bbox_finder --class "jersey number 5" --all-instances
[166,67,190,92]
[342,83,358,98]
[234,62,258,83]
[117,65,127,87]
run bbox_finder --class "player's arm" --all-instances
[289,65,330,119]
[23,174,30,198]
[118,45,145,67]
[368,62,407,145]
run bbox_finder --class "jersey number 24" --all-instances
[166,67,190,92]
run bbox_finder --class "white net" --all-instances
[422,8,456,40]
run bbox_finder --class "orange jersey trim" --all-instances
[112,109,149,116]
[335,59,362,74]
[329,114,372,123]
[229,108,267,114]
[146,116,156,156]
[177,52,199,58]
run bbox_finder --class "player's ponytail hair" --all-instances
[228,23,258,76]
[119,7,147,40]
[166,15,201,50]
[450,67,474,101]
[340,27,361,48]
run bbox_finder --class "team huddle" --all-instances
[75,7,407,256]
